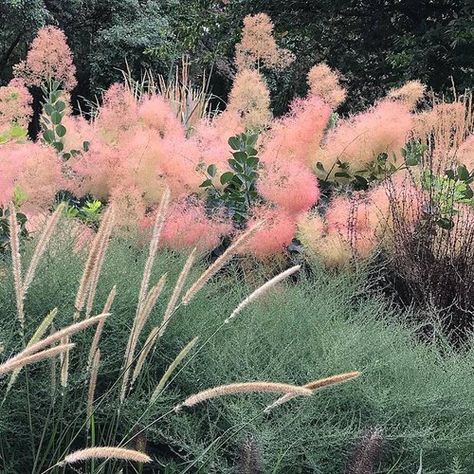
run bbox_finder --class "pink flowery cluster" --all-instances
[3,21,473,264]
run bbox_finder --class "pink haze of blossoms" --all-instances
[14,26,77,91]
[0,79,33,130]
[1,21,458,262]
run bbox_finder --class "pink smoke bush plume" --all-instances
[261,96,331,166]
[258,160,320,215]
[161,201,233,251]
[317,100,413,179]
[0,79,33,130]
[243,206,297,257]
[235,13,295,71]
[0,142,63,212]
[307,63,346,109]
[14,26,77,91]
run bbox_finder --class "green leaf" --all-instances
[199,179,213,188]
[458,165,469,182]
[56,124,67,138]
[247,156,259,167]
[55,101,66,113]
[316,161,325,172]
[50,91,61,103]
[220,171,234,185]
[44,104,54,116]
[228,136,240,150]
[53,141,64,152]
[463,185,473,199]
[10,126,26,139]
[334,171,351,179]
[405,155,420,166]
[233,151,247,162]
[247,134,258,147]
[83,141,90,152]
[51,111,62,125]
[42,130,55,144]
[207,164,217,177]
[437,217,454,230]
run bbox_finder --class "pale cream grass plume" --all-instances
[50,327,57,394]
[132,249,197,386]
[137,188,170,314]
[181,221,265,305]
[74,207,114,320]
[264,371,362,413]
[0,343,74,375]
[4,308,57,398]
[149,337,198,404]
[59,335,70,388]
[59,447,151,466]
[8,203,24,328]
[4,314,108,368]
[225,265,301,324]
[160,248,196,337]
[175,382,312,411]
[23,203,65,295]
[88,286,116,368]
[85,207,115,319]
[120,275,167,402]
[87,349,100,420]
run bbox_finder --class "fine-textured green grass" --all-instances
[1,225,474,473]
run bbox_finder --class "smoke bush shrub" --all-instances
[3,20,473,264]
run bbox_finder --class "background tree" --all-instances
[0,0,472,114]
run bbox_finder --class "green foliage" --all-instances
[317,139,428,191]
[2,231,474,472]
[1,1,471,115]
[64,199,103,226]
[40,80,88,159]
[421,164,474,229]
[0,124,28,145]
[201,133,261,223]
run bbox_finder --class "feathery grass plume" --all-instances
[160,248,196,336]
[23,203,64,294]
[8,202,24,328]
[225,265,300,324]
[264,371,361,413]
[0,343,74,375]
[120,274,167,401]
[176,382,312,411]
[59,335,70,388]
[4,308,57,398]
[4,314,108,369]
[149,337,198,404]
[182,222,264,305]
[74,207,114,320]
[345,427,383,474]
[88,286,116,368]
[85,206,115,318]
[236,434,263,474]
[132,250,196,386]
[137,188,170,313]
[87,349,100,420]
[59,447,151,466]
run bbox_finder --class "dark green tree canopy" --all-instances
[1,0,472,113]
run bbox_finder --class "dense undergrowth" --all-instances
[1,226,474,473]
